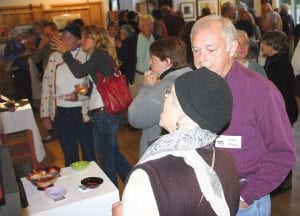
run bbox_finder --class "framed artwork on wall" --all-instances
[180,2,195,19]
[52,13,81,30]
[197,0,218,17]
[236,0,253,10]
[109,0,119,11]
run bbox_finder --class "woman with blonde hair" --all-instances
[51,25,132,187]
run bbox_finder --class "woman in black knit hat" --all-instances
[113,68,240,216]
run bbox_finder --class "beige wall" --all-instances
[0,0,108,29]
[0,0,109,12]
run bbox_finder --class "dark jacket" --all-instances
[162,14,185,37]
[4,40,28,70]
[118,33,160,84]
[264,51,298,125]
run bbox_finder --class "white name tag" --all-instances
[215,135,242,149]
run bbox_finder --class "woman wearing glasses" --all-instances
[113,68,240,215]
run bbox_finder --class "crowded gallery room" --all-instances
[0,0,299,215]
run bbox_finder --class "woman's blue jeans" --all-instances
[55,106,96,166]
[236,194,271,216]
[90,111,132,186]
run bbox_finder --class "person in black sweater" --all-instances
[261,30,298,125]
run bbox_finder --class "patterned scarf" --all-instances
[138,128,230,216]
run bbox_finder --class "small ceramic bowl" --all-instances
[70,161,90,171]
[26,167,61,190]
[44,186,67,200]
[81,177,103,189]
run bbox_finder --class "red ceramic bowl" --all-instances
[26,167,60,190]
[81,177,103,189]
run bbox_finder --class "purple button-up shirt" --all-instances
[220,60,296,204]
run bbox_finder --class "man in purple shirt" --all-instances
[190,15,296,215]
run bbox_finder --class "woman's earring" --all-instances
[176,121,179,130]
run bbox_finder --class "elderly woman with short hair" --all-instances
[128,37,192,157]
[113,68,240,216]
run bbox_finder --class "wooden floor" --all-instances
[11,110,300,215]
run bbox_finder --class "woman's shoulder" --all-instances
[94,49,112,62]
[94,48,108,56]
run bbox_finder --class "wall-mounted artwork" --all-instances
[180,2,195,19]
[110,0,119,11]
[197,0,218,17]
[52,13,81,30]
[236,0,253,10]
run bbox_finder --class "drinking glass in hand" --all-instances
[75,81,88,95]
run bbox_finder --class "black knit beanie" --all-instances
[63,23,81,39]
[174,67,232,134]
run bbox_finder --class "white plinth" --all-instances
[21,161,119,216]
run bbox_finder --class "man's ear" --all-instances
[165,57,173,67]
[229,40,239,57]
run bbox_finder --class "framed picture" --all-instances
[236,0,253,10]
[197,0,218,17]
[109,0,119,11]
[180,2,195,19]
[52,13,81,30]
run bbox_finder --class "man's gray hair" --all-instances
[120,24,135,37]
[190,15,237,52]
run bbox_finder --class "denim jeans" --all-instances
[90,111,132,186]
[55,106,96,166]
[236,194,271,216]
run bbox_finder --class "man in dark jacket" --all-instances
[118,15,160,97]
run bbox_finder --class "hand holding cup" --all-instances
[75,81,89,95]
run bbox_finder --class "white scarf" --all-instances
[138,128,230,216]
